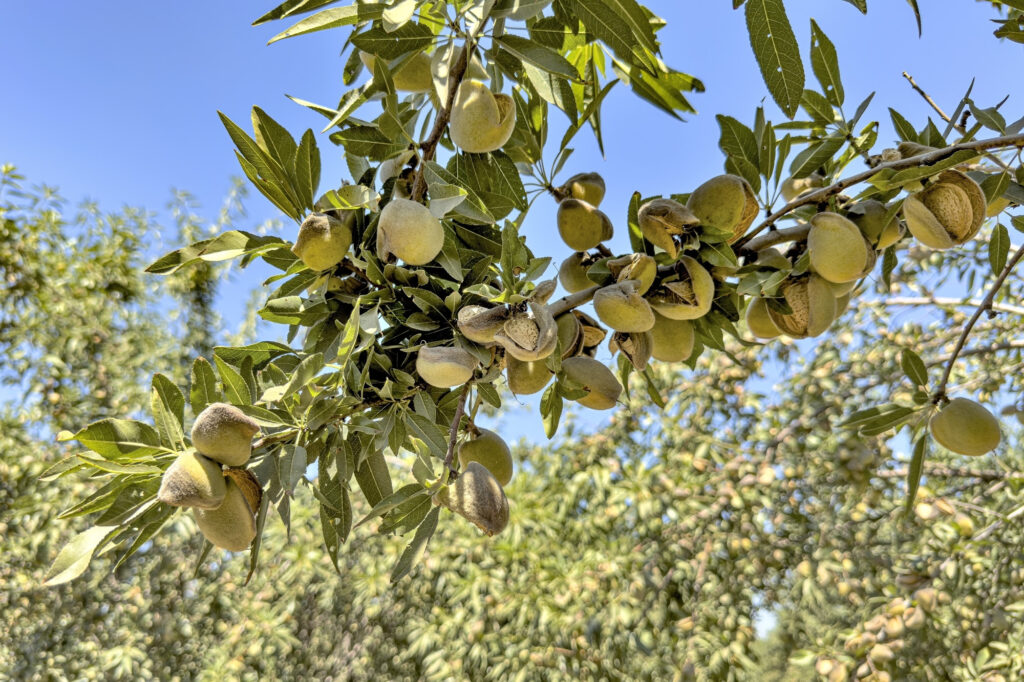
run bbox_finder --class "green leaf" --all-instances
[789,133,845,178]
[390,505,439,582]
[990,223,1010,274]
[253,0,343,25]
[44,525,120,586]
[74,419,170,461]
[351,23,433,59]
[541,383,563,439]
[611,60,700,121]
[190,357,220,415]
[905,0,922,37]
[214,355,253,405]
[292,129,320,211]
[329,126,408,161]
[716,115,761,192]
[213,342,293,368]
[260,352,324,403]
[889,108,918,142]
[354,450,393,507]
[379,493,432,535]
[905,436,928,514]
[146,230,287,274]
[569,0,658,73]
[809,20,843,107]
[900,349,929,388]
[356,483,425,528]
[406,413,449,458]
[497,35,578,79]
[279,444,308,495]
[219,112,303,219]
[151,374,186,450]
[969,100,1007,134]
[801,89,835,124]
[745,0,805,119]
[252,106,299,167]
[267,3,385,43]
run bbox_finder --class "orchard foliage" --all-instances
[19,0,1024,678]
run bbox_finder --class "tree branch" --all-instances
[741,224,811,253]
[410,25,487,202]
[878,464,1024,481]
[884,296,1024,318]
[934,243,1024,402]
[902,72,1012,172]
[444,383,472,482]
[734,133,1024,248]
[547,285,600,318]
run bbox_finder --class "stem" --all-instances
[902,72,1011,172]
[410,23,487,202]
[340,259,373,285]
[443,383,472,481]
[547,285,600,318]
[902,72,951,124]
[741,224,811,253]
[734,133,1024,248]
[933,243,1024,401]
[879,464,1024,481]
[884,296,1024,318]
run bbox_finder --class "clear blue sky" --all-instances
[3,2,1017,228]
[1,1,1019,439]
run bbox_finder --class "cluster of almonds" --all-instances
[156,404,262,551]
[283,71,1007,538]
[814,588,944,682]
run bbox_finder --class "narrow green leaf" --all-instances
[214,355,253,405]
[905,436,928,514]
[541,383,563,439]
[190,357,220,415]
[267,3,385,44]
[252,106,298,167]
[253,0,343,25]
[354,450,393,507]
[809,20,843,107]
[900,349,929,388]
[390,506,439,582]
[44,525,119,586]
[989,223,1010,274]
[889,108,918,142]
[745,0,805,119]
[151,374,186,449]
[789,133,845,178]
[146,230,287,274]
[497,35,578,79]
[74,419,169,461]
[260,352,324,403]
[351,22,433,59]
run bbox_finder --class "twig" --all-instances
[933,243,1024,402]
[902,72,951,123]
[884,296,1024,318]
[252,430,298,451]
[742,224,812,253]
[903,72,1011,172]
[340,259,373,285]
[878,464,1024,481]
[547,285,600,317]
[410,24,487,202]
[444,383,472,481]
[734,133,1024,248]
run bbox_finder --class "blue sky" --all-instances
[2,1,1020,440]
